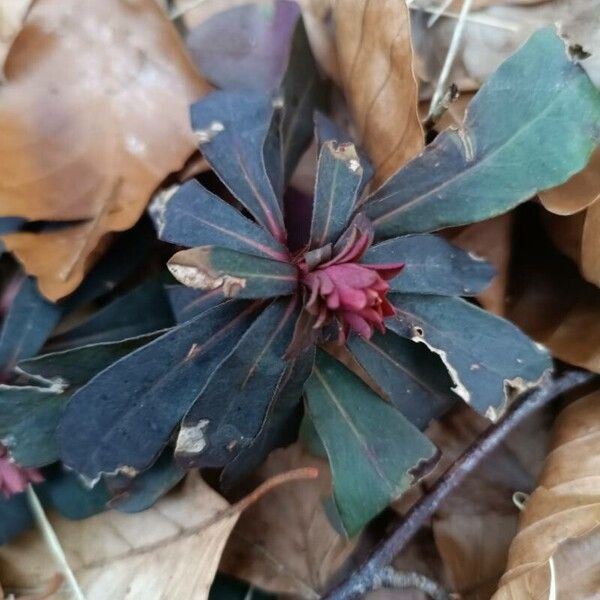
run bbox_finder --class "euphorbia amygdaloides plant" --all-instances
[14,22,599,535]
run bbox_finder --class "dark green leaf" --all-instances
[0,278,62,374]
[309,141,363,249]
[314,111,374,195]
[6,334,161,467]
[387,294,552,419]
[0,220,156,375]
[37,466,110,520]
[191,91,286,242]
[362,234,494,295]
[304,350,438,536]
[364,29,600,239]
[0,383,66,467]
[0,494,32,545]
[168,246,298,299]
[58,301,260,483]
[108,450,184,513]
[221,346,314,489]
[176,297,299,469]
[348,331,457,429]
[47,279,174,350]
[151,180,288,260]
[19,331,164,388]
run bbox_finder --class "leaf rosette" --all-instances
[49,23,600,535]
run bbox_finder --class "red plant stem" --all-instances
[322,369,597,600]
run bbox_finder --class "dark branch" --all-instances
[323,369,597,600]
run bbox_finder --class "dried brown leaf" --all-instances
[332,0,423,188]
[507,212,600,374]
[492,391,600,599]
[220,444,356,599]
[0,469,316,600]
[0,0,209,301]
[581,200,600,287]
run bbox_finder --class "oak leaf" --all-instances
[0,469,316,599]
[0,0,210,301]
[332,0,423,188]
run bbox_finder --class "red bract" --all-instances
[0,445,43,498]
[300,231,404,342]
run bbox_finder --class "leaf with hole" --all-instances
[387,294,552,420]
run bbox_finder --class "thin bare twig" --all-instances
[409,1,519,31]
[322,369,597,600]
[428,0,474,119]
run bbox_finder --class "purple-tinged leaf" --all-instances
[168,246,298,299]
[347,331,457,430]
[58,301,261,483]
[221,346,314,491]
[151,179,288,261]
[176,297,299,469]
[186,0,300,92]
[304,349,438,536]
[309,141,363,249]
[166,286,225,324]
[191,91,286,242]
[387,294,552,420]
[362,234,494,296]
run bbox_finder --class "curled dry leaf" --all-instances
[492,391,600,599]
[332,0,423,187]
[0,0,210,301]
[543,201,600,289]
[0,469,317,600]
[540,148,600,288]
[220,444,356,599]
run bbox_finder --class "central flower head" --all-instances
[299,224,404,343]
